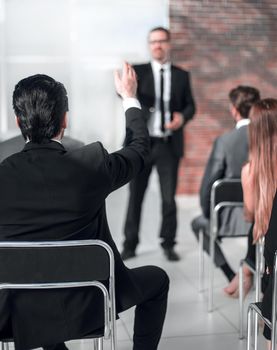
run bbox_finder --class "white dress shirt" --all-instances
[148,60,171,137]
[236,118,250,129]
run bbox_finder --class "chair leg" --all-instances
[93,338,103,350]
[239,260,244,339]
[198,229,204,293]
[208,235,215,312]
[247,306,253,350]
[254,312,259,350]
[2,343,9,350]
[98,338,103,350]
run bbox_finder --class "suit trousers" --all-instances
[131,265,169,350]
[191,215,228,267]
[123,138,180,250]
[0,266,169,350]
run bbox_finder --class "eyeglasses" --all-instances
[148,39,169,45]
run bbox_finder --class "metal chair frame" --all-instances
[239,238,264,339]
[199,178,246,312]
[0,239,117,350]
[247,250,277,350]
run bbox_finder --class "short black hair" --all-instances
[13,74,68,143]
[149,26,171,41]
[229,86,260,119]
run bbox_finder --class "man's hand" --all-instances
[114,62,137,99]
[165,112,183,130]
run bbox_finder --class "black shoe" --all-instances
[121,248,136,261]
[163,248,180,261]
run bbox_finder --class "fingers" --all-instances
[165,114,182,130]
[124,61,136,80]
[114,61,137,98]
[114,69,120,83]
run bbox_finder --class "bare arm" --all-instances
[241,162,255,222]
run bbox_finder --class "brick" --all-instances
[170,0,277,194]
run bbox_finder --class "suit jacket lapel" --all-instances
[170,65,177,103]
[146,63,155,97]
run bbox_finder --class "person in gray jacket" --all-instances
[191,86,260,291]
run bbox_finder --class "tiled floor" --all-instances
[69,172,267,349]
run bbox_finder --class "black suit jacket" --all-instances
[133,63,196,157]
[200,124,250,236]
[0,107,149,349]
[0,135,84,163]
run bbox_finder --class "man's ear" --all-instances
[61,113,68,129]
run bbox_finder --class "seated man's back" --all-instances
[0,68,169,350]
[191,85,260,285]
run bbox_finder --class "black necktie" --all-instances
[160,68,165,132]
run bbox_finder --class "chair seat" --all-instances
[1,327,106,344]
[83,327,105,339]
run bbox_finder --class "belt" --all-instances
[150,136,172,143]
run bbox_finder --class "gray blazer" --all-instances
[200,124,250,237]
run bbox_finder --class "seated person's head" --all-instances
[13,74,68,143]
[229,86,260,120]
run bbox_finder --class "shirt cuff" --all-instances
[122,97,141,112]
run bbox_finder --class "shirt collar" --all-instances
[151,60,171,73]
[236,118,250,129]
[25,138,62,144]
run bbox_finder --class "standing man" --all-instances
[121,27,196,261]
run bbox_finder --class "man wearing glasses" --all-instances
[121,27,196,261]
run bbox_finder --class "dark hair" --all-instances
[12,74,68,143]
[229,86,260,119]
[149,26,171,41]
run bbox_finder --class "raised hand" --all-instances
[114,62,137,99]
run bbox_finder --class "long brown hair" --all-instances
[249,98,277,240]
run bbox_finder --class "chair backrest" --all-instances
[0,239,117,348]
[210,179,246,238]
[211,179,243,209]
[0,240,113,285]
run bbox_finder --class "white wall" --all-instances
[0,0,168,150]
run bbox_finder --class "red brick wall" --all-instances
[170,0,277,194]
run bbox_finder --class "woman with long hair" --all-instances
[242,98,277,342]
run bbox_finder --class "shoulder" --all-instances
[241,162,251,177]
[65,141,106,164]
[63,136,84,150]
[171,64,190,76]
[220,128,236,141]
[133,63,151,73]
[219,126,247,144]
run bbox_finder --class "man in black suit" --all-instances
[191,86,260,289]
[0,64,169,350]
[0,134,84,162]
[121,27,196,261]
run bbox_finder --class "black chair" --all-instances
[199,179,249,312]
[246,249,275,350]
[0,240,117,350]
[239,238,264,339]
